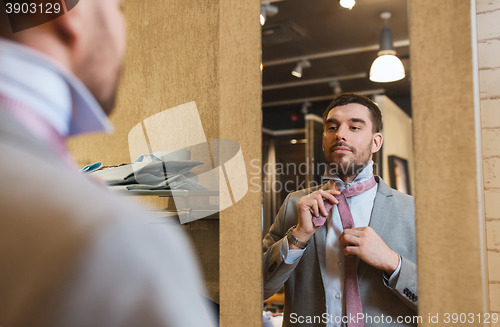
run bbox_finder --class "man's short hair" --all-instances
[323,93,383,133]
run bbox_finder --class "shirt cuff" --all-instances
[383,255,402,288]
[281,237,305,264]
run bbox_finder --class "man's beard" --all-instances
[76,29,124,117]
[324,141,372,180]
[97,66,122,116]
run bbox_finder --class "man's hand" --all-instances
[290,182,340,249]
[339,226,399,275]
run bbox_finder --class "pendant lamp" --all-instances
[369,12,405,83]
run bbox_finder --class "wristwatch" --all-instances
[286,225,309,249]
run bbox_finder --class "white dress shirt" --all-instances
[282,161,401,327]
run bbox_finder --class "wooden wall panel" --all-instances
[410,0,488,324]
[218,1,262,324]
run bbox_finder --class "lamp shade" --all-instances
[291,59,310,78]
[260,6,266,26]
[291,65,302,78]
[369,54,405,83]
[339,0,355,10]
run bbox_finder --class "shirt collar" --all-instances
[322,160,374,190]
[0,37,113,137]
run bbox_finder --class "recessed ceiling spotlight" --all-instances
[370,12,406,83]
[339,0,355,10]
[291,59,311,78]
[260,3,279,26]
[329,80,342,95]
[301,101,312,114]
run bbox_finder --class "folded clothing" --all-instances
[90,151,207,191]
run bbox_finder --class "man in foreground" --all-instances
[263,93,418,327]
[0,1,215,326]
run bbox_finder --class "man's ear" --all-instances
[372,132,383,154]
[52,2,86,47]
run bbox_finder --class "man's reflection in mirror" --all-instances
[263,93,418,327]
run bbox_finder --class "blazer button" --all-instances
[414,295,418,302]
[404,288,409,296]
[268,261,277,273]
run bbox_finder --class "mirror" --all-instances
[260,0,418,325]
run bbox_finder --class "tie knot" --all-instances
[341,177,377,198]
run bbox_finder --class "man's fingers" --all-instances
[339,231,347,247]
[339,233,360,247]
[307,192,329,216]
[303,198,319,217]
[341,228,362,237]
[313,195,328,217]
[329,189,341,196]
[299,188,341,219]
[339,235,347,248]
[299,198,319,217]
[311,199,319,217]
[343,246,359,257]
[309,190,339,217]
[316,190,339,206]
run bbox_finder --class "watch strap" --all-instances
[286,225,308,249]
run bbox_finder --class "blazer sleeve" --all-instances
[381,188,418,313]
[262,194,302,300]
[384,255,418,313]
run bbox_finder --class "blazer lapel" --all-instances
[357,176,394,282]
[314,182,330,290]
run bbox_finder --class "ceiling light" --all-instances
[291,66,302,78]
[329,80,342,95]
[291,59,311,78]
[260,3,278,26]
[369,12,405,83]
[301,101,312,114]
[339,0,355,10]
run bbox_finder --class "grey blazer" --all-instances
[263,178,418,327]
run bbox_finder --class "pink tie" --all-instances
[0,94,75,168]
[312,177,377,327]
